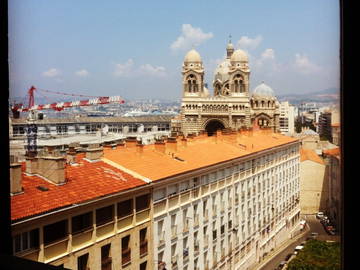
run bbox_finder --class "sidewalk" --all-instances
[250,224,310,270]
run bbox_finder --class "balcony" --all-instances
[171,255,178,267]
[192,187,199,199]
[158,232,165,247]
[140,240,148,257]
[194,242,200,256]
[101,257,112,270]
[171,225,178,239]
[43,237,69,262]
[121,248,131,267]
[202,184,209,195]
[204,210,209,221]
[194,215,199,227]
[183,220,190,233]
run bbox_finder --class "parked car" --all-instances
[325,225,335,235]
[310,232,319,238]
[276,261,287,270]
[316,212,324,219]
[295,245,304,251]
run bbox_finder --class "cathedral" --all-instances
[180,39,280,135]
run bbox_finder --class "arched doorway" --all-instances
[205,120,225,136]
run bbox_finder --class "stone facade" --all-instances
[180,41,280,136]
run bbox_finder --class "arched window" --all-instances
[233,74,244,93]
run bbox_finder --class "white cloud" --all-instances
[42,68,61,77]
[170,24,213,51]
[237,35,263,50]
[75,69,89,77]
[139,64,166,77]
[261,48,275,60]
[113,59,135,77]
[113,59,167,78]
[294,53,322,74]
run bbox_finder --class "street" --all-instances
[258,215,340,270]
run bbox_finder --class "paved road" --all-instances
[258,214,340,270]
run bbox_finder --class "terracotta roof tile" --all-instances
[11,153,147,221]
[103,130,299,181]
[300,148,325,165]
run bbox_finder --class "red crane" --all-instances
[11,86,125,116]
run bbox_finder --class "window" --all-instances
[78,253,89,270]
[136,194,150,212]
[96,205,114,226]
[118,199,133,218]
[101,244,112,270]
[13,229,39,254]
[140,261,147,270]
[72,212,93,234]
[44,220,68,245]
[140,228,148,257]
[122,235,131,266]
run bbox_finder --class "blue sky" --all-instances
[8,0,340,102]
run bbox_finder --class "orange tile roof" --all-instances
[103,130,299,181]
[300,148,325,165]
[11,153,147,221]
[323,147,340,157]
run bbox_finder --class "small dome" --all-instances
[184,49,202,63]
[252,82,275,98]
[230,49,248,63]
[227,42,234,50]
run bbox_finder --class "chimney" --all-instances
[166,137,178,153]
[25,155,38,175]
[125,137,137,148]
[37,149,66,185]
[10,155,23,195]
[66,142,78,164]
[155,139,166,154]
[85,143,104,161]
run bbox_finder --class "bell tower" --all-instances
[182,49,204,98]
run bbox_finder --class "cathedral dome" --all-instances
[214,58,231,82]
[184,49,202,63]
[230,49,248,63]
[252,82,275,98]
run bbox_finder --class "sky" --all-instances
[8,0,340,102]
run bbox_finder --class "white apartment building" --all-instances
[279,101,295,135]
[109,131,302,270]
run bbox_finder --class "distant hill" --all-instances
[278,87,340,105]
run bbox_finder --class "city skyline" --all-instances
[9,0,340,101]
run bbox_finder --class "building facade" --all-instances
[102,130,301,270]
[10,147,153,270]
[180,41,280,136]
[299,148,327,214]
[279,101,295,135]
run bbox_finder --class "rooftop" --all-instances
[300,148,325,165]
[11,153,147,221]
[103,129,299,181]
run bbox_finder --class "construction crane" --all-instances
[11,86,125,156]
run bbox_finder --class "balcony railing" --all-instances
[101,257,112,270]
[121,248,131,266]
[158,232,165,247]
[140,240,148,257]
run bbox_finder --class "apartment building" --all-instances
[279,101,295,135]
[10,144,153,270]
[102,129,301,270]
[10,115,172,139]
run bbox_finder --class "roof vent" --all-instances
[36,185,49,192]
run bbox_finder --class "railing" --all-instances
[140,240,148,257]
[158,231,165,247]
[101,257,112,270]
[121,248,131,266]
